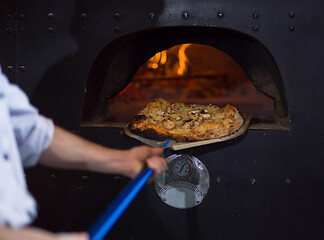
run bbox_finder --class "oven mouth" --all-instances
[81,26,290,130]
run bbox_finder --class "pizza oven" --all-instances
[1,0,324,239]
[82,31,288,130]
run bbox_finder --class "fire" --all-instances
[147,44,191,76]
[177,43,191,76]
[147,50,167,69]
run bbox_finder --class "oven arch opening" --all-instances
[82,27,290,130]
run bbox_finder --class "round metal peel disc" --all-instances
[155,154,209,209]
[158,182,204,208]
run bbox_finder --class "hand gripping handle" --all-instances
[88,140,171,240]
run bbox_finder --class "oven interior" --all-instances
[82,27,290,130]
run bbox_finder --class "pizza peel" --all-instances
[88,114,251,239]
[124,113,251,150]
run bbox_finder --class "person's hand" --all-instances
[39,126,168,181]
[56,232,89,240]
[121,146,168,182]
[0,226,89,240]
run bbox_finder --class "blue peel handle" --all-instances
[88,166,154,240]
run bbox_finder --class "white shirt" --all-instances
[0,66,54,228]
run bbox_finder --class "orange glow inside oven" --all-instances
[106,43,274,123]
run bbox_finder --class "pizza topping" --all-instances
[192,120,201,127]
[181,122,191,130]
[189,110,199,115]
[163,120,176,130]
[129,98,244,142]
[201,113,211,119]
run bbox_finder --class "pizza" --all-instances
[128,98,244,142]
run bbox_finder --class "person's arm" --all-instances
[39,126,167,181]
[0,226,88,240]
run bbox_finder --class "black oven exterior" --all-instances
[1,0,324,239]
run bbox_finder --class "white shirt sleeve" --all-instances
[0,66,54,228]
[5,76,54,167]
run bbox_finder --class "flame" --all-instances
[146,44,191,76]
[160,50,167,65]
[147,50,167,69]
[177,44,191,76]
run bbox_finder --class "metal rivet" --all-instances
[7,66,13,72]
[253,11,259,19]
[253,24,259,31]
[114,26,120,32]
[289,11,295,18]
[114,176,121,182]
[82,175,89,181]
[149,12,155,20]
[81,13,87,20]
[215,177,222,185]
[114,12,120,19]
[217,11,224,18]
[6,27,14,33]
[19,66,26,72]
[48,12,54,20]
[50,174,56,180]
[289,26,295,31]
[249,178,256,185]
[48,27,55,33]
[182,12,189,19]
[285,179,292,185]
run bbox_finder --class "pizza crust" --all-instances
[128,98,244,142]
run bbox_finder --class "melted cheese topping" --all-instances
[132,98,243,141]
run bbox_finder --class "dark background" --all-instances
[0,0,323,239]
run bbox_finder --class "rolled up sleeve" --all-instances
[6,83,54,167]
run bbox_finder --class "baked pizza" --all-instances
[128,98,244,142]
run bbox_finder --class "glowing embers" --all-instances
[107,44,274,123]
